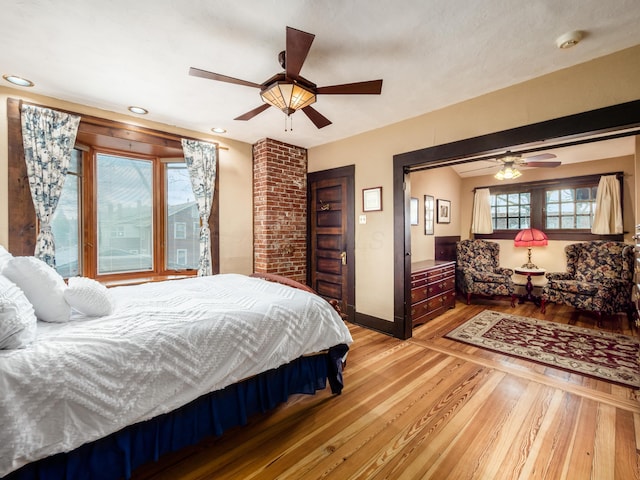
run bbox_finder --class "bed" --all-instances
[0,270,352,480]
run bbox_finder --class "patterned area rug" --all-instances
[445,310,640,388]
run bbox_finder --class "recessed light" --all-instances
[128,106,148,115]
[556,31,583,49]
[3,74,34,87]
[211,127,227,134]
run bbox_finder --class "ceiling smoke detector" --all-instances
[556,31,583,49]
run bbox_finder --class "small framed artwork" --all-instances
[437,199,451,224]
[424,195,434,235]
[410,197,419,225]
[363,186,382,212]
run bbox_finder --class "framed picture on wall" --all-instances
[424,195,434,234]
[363,186,382,211]
[437,199,451,224]
[410,197,419,225]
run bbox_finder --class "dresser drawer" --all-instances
[426,277,455,297]
[426,265,455,282]
[410,285,429,303]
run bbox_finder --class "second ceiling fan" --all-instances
[189,26,383,129]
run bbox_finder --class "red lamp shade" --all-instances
[514,228,548,247]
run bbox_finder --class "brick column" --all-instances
[253,138,307,283]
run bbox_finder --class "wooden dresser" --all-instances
[410,260,456,327]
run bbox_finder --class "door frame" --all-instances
[393,100,640,340]
[307,165,356,323]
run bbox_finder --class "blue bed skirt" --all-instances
[5,345,348,480]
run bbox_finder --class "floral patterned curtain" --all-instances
[20,104,80,267]
[181,139,217,276]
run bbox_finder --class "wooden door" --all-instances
[308,167,354,321]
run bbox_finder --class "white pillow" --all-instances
[0,275,37,349]
[0,245,12,272]
[64,276,115,317]
[2,256,71,323]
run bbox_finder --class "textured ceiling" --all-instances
[2,0,640,150]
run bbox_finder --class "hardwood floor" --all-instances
[133,299,640,479]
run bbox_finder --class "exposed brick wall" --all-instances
[253,138,307,283]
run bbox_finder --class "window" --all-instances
[96,153,154,275]
[478,173,622,241]
[7,98,219,280]
[174,223,187,240]
[166,163,199,271]
[176,249,188,266]
[51,149,82,278]
[545,186,597,229]
[491,192,530,230]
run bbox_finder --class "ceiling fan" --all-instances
[462,151,560,179]
[189,26,383,129]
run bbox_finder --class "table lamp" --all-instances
[514,228,548,269]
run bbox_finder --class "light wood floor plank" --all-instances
[132,300,640,480]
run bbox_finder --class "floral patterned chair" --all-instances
[540,241,634,327]
[456,239,516,307]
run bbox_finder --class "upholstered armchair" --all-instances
[456,239,516,307]
[540,241,634,327]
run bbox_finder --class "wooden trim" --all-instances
[393,99,640,340]
[18,98,227,151]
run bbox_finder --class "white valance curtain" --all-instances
[471,188,493,234]
[20,104,80,267]
[181,139,218,276]
[591,174,623,234]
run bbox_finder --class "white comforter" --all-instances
[0,274,353,476]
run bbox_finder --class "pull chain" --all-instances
[284,115,294,132]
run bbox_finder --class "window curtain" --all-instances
[471,188,493,234]
[591,174,623,234]
[181,139,217,276]
[20,104,80,267]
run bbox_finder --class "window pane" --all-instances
[166,163,199,270]
[490,190,530,230]
[546,216,559,229]
[546,190,559,202]
[52,149,82,278]
[97,154,153,274]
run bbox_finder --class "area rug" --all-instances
[445,310,640,388]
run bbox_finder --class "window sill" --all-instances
[102,274,195,288]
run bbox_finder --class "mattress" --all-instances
[0,273,353,476]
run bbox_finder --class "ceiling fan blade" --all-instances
[189,67,262,89]
[317,79,383,95]
[523,161,561,168]
[285,26,315,79]
[234,104,271,121]
[302,105,332,129]
[523,152,556,161]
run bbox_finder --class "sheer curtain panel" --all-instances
[591,175,623,234]
[471,188,494,234]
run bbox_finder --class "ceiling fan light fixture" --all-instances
[260,81,316,115]
[495,164,522,180]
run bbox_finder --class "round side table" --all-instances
[514,267,546,305]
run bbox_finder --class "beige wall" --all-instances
[308,45,640,322]
[409,167,461,263]
[0,87,255,274]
